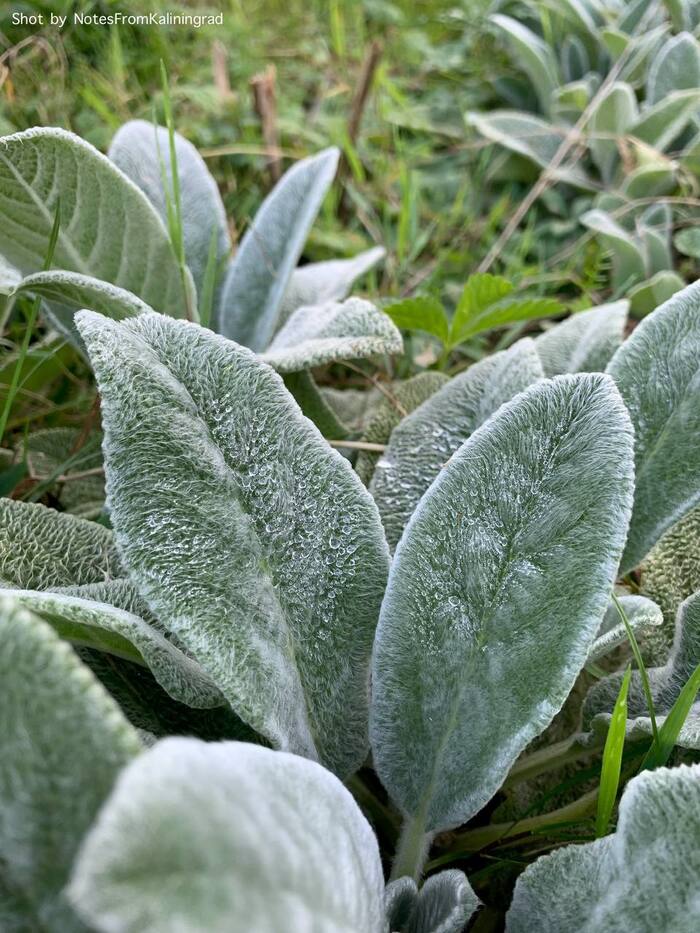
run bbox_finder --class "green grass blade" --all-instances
[612,591,660,748]
[640,661,700,771]
[595,664,631,838]
[198,229,220,331]
[0,201,61,444]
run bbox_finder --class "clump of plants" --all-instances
[1,115,700,932]
[469,0,700,310]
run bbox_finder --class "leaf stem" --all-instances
[390,810,434,882]
[427,790,598,870]
[503,735,596,788]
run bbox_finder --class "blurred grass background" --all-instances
[0,0,527,299]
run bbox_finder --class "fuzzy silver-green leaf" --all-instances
[370,339,544,550]
[262,297,403,373]
[0,128,190,317]
[371,374,635,832]
[217,147,339,349]
[607,279,700,573]
[69,738,385,933]
[506,763,700,932]
[0,598,141,931]
[76,310,389,776]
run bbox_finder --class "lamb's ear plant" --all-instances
[6,229,700,924]
[0,123,387,373]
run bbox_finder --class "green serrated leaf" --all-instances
[383,296,449,344]
[69,739,385,933]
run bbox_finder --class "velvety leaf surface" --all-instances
[641,504,700,661]
[506,763,700,932]
[371,374,635,832]
[584,592,700,750]
[69,739,385,933]
[108,120,231,302]
[22,427,105,518]
[588,594,663,662]
[370,339,544,550]
[607,279,700,573]
[385,871,479,933]
[3,587,224,708]
[535,301,628,376]
[262,297,403,373]
[10,270,151,345]
[77,310,389,776]
[0,499,121,589]
[355,372,449,486]
[277,246,385,330]
[217,147,339,349]
[0,128,190,317]
[0,598,142,931]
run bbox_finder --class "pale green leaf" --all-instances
[631,89,700,151]
[9,270,151,345]
[607,280,700,573]
[674,227,700,258]
[3,587,224,708]
[628,270,684,319]
[0,128,190,317]
[535,301,628,376]
[385,870,480,933]
[588,595,663,662]
[490,14,560,114]
[646,31,700,104]
[370,374,634,832]
[589,83,638,184]
[584,592,700,751]
[641,503,700,659]
[217,147,340,350]
[370,339,544,550]
[0,597,141,931]
[261,297,403,373]
[466,111,595,189]
[0,499,121,589]
[76,310,389,776]
[277,246,385,330]
[505,764,700,932]
[283,371,353,438]
[108,120,231,302]
[355,372,449,486]
[69,739,385,933]
[383,296,449,343]
[581,210,646,289]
